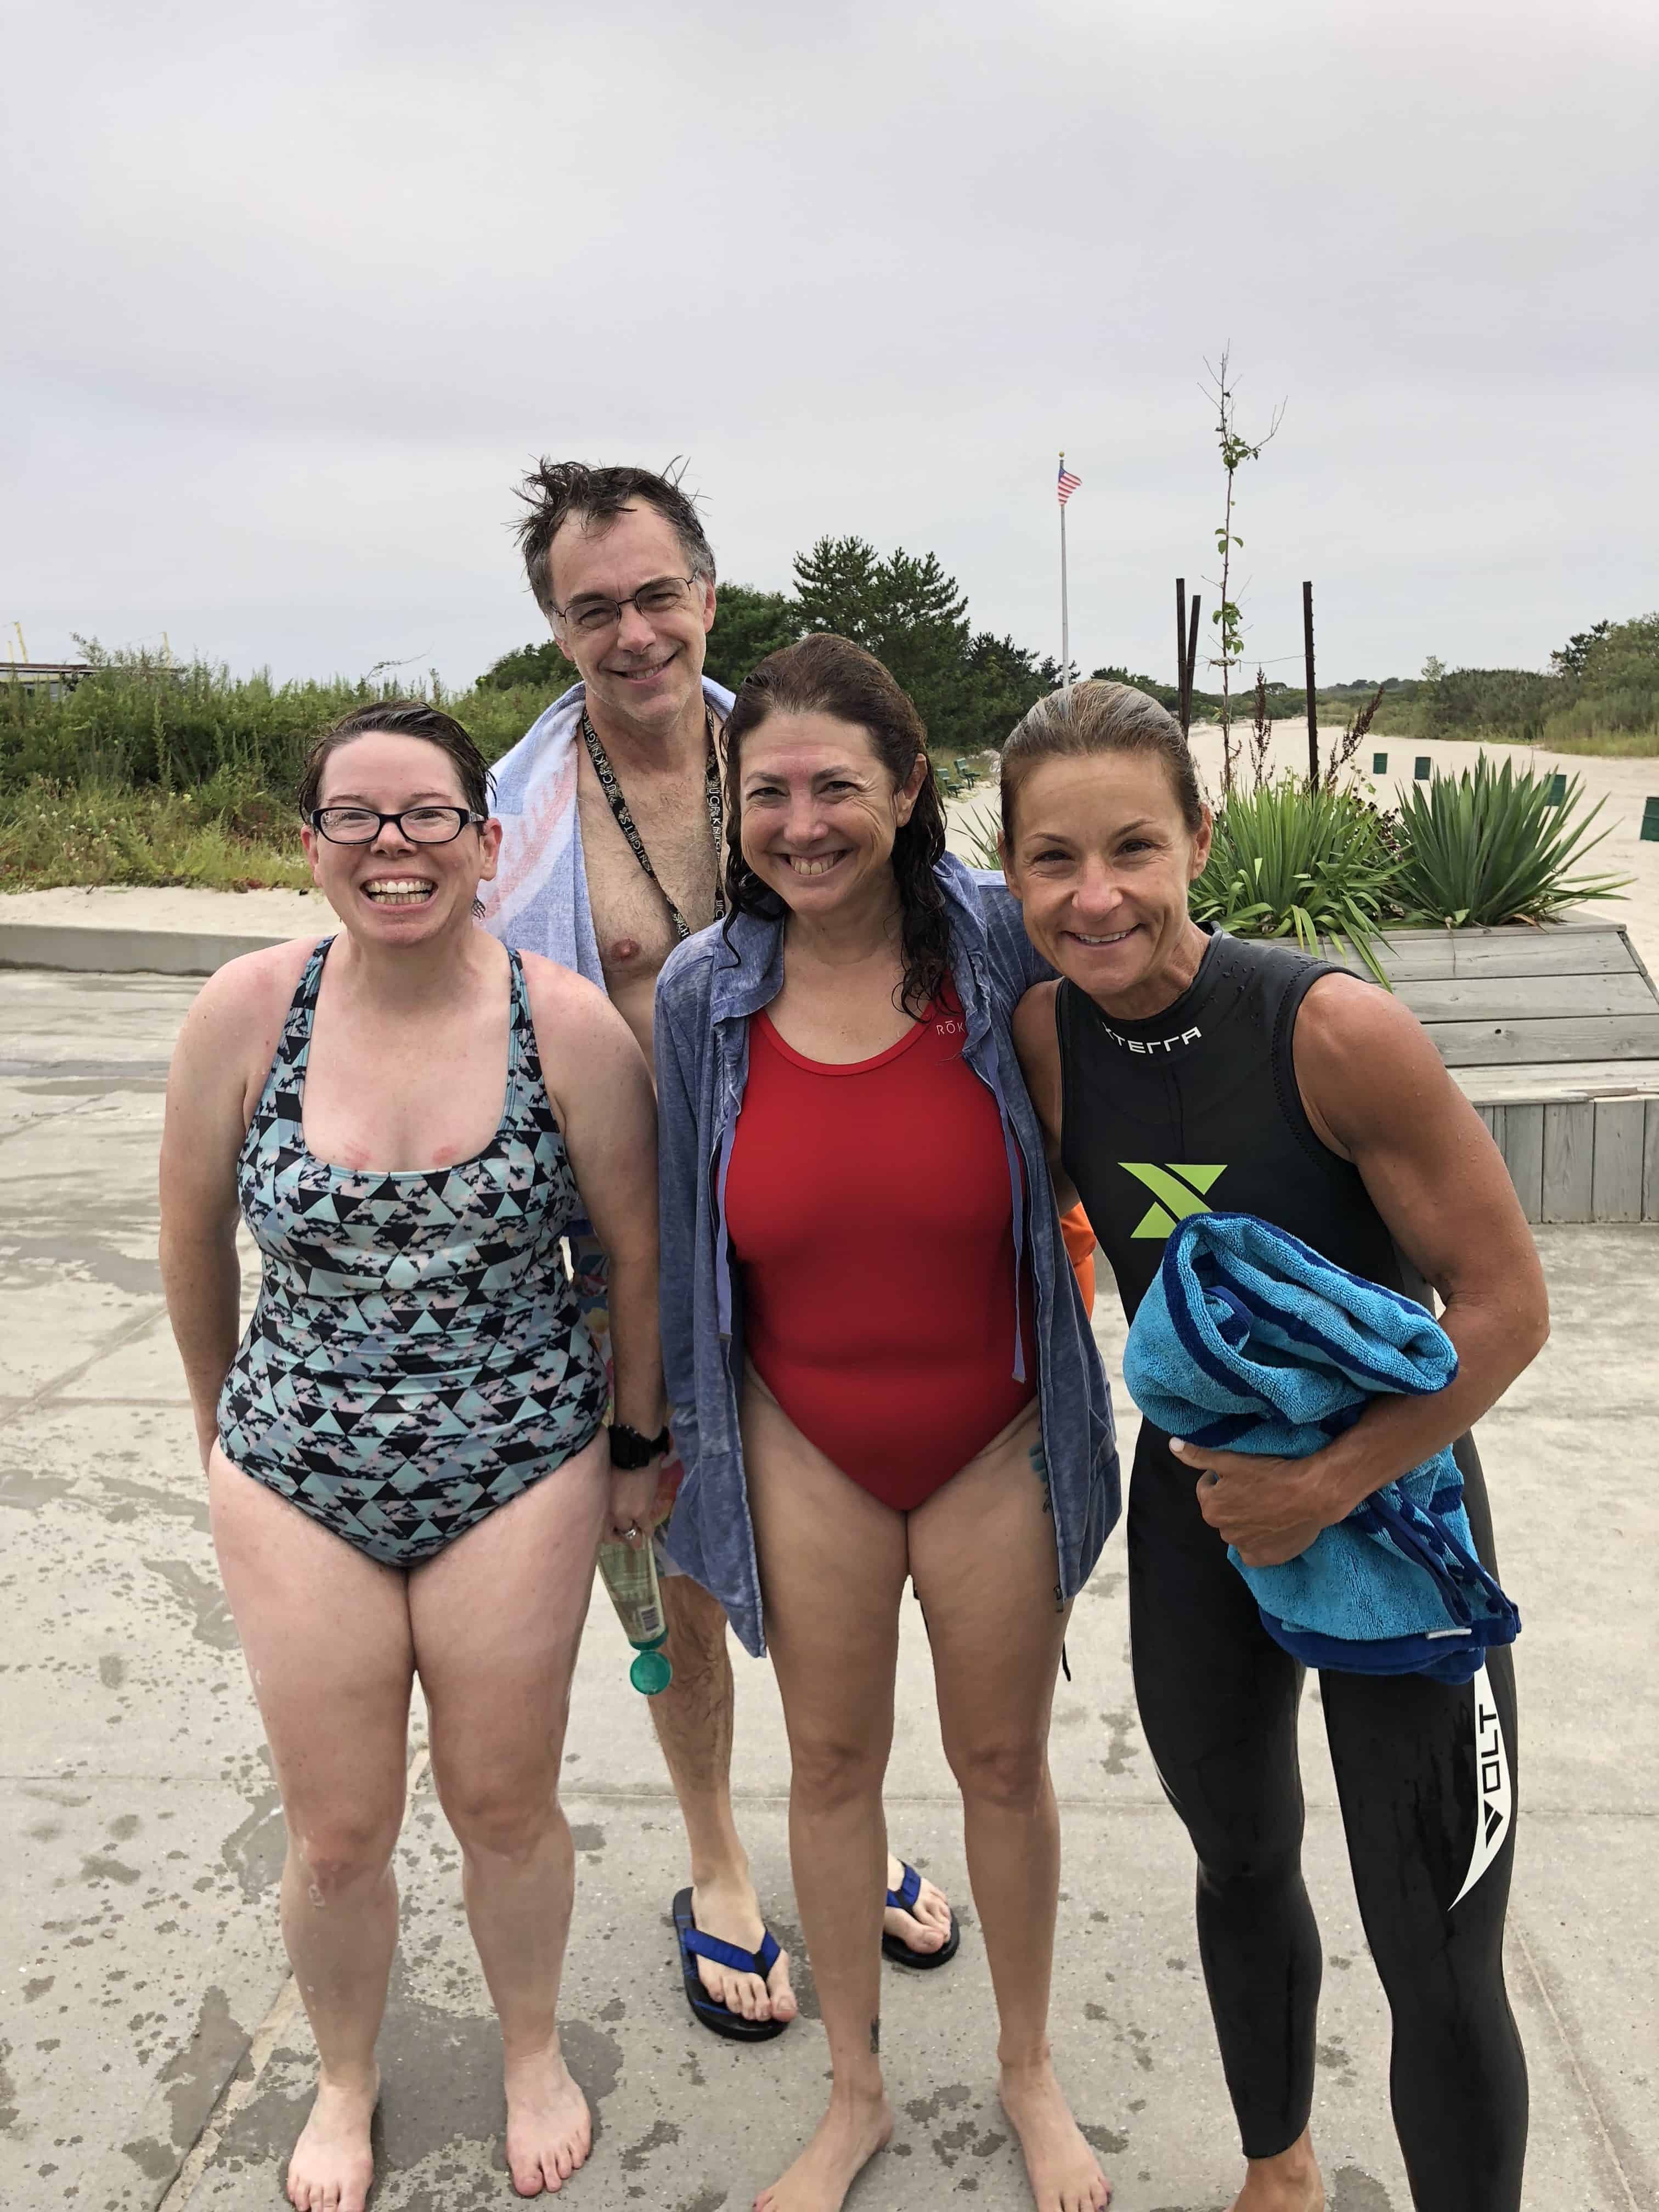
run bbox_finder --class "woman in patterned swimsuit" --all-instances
[159,701,663,2212]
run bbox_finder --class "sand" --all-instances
[0,879,329,936]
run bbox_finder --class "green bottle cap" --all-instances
[629,1647,673,1695]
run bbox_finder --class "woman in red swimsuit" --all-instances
[656,636,1117,2212]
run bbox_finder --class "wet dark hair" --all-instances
[514,459,715,622]
[297,700,494,819]
[1000,680,1205,844]
[721,634,949,1021]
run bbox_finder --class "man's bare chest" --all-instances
[577,753,720,991]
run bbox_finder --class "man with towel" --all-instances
[480,460,960,2039]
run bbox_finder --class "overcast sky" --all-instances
[4,0,1655,694]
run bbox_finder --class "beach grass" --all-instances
[0,778,312,892]
[3,637,1654,891]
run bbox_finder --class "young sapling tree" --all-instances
[1202,348,1284,792]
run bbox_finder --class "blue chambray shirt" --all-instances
[652,853,1121,1657]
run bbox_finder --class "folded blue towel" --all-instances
[1122,1212,1520,1683]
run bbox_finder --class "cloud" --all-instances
[4,0,1655,687]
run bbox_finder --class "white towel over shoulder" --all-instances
[479,675,736,979]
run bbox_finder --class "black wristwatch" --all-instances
[609,1421,671,1470]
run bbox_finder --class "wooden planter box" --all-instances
[1328,913,1659,1225]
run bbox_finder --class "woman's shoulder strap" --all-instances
[278,934,332,1035]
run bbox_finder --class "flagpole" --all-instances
[1059,450,1071,708]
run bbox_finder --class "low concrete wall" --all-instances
[5,911,1658,1222]
[0,923,285,976]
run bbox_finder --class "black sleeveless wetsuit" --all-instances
[1058,929,1526,2208]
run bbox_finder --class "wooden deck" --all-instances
[1329,913,1659,1223]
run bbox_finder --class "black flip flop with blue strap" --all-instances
[672,1887,790,2042]
[882,1861,961,1969]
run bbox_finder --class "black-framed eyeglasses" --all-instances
[548,574,700,637]
[307,805,486,845]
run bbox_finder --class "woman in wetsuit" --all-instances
[654,636,1119,2212]
[1002,680,1548,2212]
[159,701,664,2212]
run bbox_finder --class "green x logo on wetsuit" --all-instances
[1120,1162,1227,1240]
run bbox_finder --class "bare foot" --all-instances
[754,2089,893,2211]
[504,2038,591,2197]
[883,1855,953,1957]
[286,2067,377,2212]
[998,2057,1111,2212]
[691,1872,798,2025]
[1229,2127,1325,2212]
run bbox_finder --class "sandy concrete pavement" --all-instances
[1,964,1655,2212]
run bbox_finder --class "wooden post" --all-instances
[1175,579,1188,730]
[1184,595,1201,738]
[1302,580,1318,785]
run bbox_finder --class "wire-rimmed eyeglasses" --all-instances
[548,574,701,637]
[307,805,486,845]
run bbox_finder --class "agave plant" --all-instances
[1190,775,1402,983]
[1393,755,1628,927]
[958,800,1005,872]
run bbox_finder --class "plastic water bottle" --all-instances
[596,1536,673,1695]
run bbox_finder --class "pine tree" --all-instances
[702,584,799,693]
[793,538,992,748]
[791,536,888,647]
[969,632,1065,745]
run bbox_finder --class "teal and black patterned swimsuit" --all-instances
[218,937,608,1565]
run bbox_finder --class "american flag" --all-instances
[1057,460,1081,505]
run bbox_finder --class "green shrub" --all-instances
[1393,756,1627,927]
[1537,617,1659,750]
[1408,617,1659,754]
[0,650,572,808]
[701,584,803,693]
[461,684,572,761]
[1533,707,1659,755]
[0,652,365,795]
[478,639,573,691]
[1569,613,1659,701]
[1351,694,1420,737]
[0,778,312,891]
[1191,776,1401,981]
[1416,666,1558,744]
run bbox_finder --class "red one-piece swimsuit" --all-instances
[723,990,1037,1510]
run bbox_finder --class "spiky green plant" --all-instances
[1190,774,1401,983]
[958,800,1004,872]
[1393,755,1627,927]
